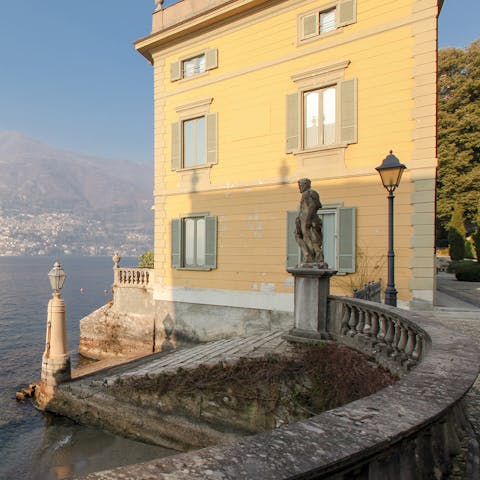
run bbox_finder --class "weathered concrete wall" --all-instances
[79,285,292,359]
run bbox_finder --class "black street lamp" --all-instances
[376,151,406,307]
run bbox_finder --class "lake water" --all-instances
[0,256,174,480]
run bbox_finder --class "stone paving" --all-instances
[432,273,480,477]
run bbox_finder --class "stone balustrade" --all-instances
[113,267,152,288]
[330,297,426,376]
[83,296,480,479]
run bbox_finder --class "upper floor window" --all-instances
[183,116,206,167]
[304,86,336,148]
[171,113,217,170]
[299,0,356,42]
[183,54,206,78]
[170,48,218,82]
[286,60,357,153]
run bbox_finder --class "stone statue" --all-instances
[154,0,164,11]
[294,178,326,267]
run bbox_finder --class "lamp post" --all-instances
[41,261,70,388]
[376,151,406,307]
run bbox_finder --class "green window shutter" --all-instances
[286,93,300,153]
[301,12,319,39]
[206,113,218,164]
[286,211,300,269]
[171,122,182,170]
[205,48,218,71]
[170,61,182,82]
[337,207,356,273]
[340,78,357,144]
[338,0,356,27]
[205,216,217,269]
[171,218,182,268]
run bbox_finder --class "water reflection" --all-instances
[30,414,175,480]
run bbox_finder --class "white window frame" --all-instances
[302,84,338,149]
[183,116,206,168]
[182,54,206,78]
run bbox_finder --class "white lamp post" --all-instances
[41,261,71,388]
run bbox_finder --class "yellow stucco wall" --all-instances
[140,0,438,307]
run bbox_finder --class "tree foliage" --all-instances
[138,251,154,268]
[437,40,480,230]
[448,203,466,261]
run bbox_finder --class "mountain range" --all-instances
[0,131,153,255]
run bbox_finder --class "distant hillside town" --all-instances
[0,131,153,256]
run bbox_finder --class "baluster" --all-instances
[390,320,402,358]
[370,311,379,337]
[411,334,423,361]
[363,310,372,335]
[377,314,387,342]
[348,306,358,336]
[145,271,150,285]
[384,317,395,352]
[397,324,408,359]
[404,329,415,358]
[356,309,365,334]
[341,304,350,335]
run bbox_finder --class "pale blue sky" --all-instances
[0,1,477,164]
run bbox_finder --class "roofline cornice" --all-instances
[134,0,282,62]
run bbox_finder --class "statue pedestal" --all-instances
[286,266,337,341]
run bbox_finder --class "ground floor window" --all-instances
[286,206,356,272]
[171,215,217,270]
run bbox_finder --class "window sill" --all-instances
[175,267,213,271]
[175,163,213,173]
[176,71,210,84]
[297,27,343,47]
[293,143,347,156]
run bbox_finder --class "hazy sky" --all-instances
[0,1,477,164]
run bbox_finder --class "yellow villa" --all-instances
[134,0,441,341]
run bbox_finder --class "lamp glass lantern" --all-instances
[375,151,406,192]
[48,261,66,292]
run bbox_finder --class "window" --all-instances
[304,86,336,148]
[183,54,206,78]
[299,0,356,41]
[286,78,356,152]
[286,206,356,272]
[183,117,206,167]
[171,113,217,170]
[286,57,357,153]
[170,48,218,82]
[171,215,217,269]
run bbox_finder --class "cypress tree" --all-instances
[472,204,480,262]
[448,203,466,261]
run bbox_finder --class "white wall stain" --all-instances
[260,283,275,293]
[246,213,263,238]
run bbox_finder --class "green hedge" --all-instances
[452,261,480,282]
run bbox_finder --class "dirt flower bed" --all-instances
[113,343,395,435]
